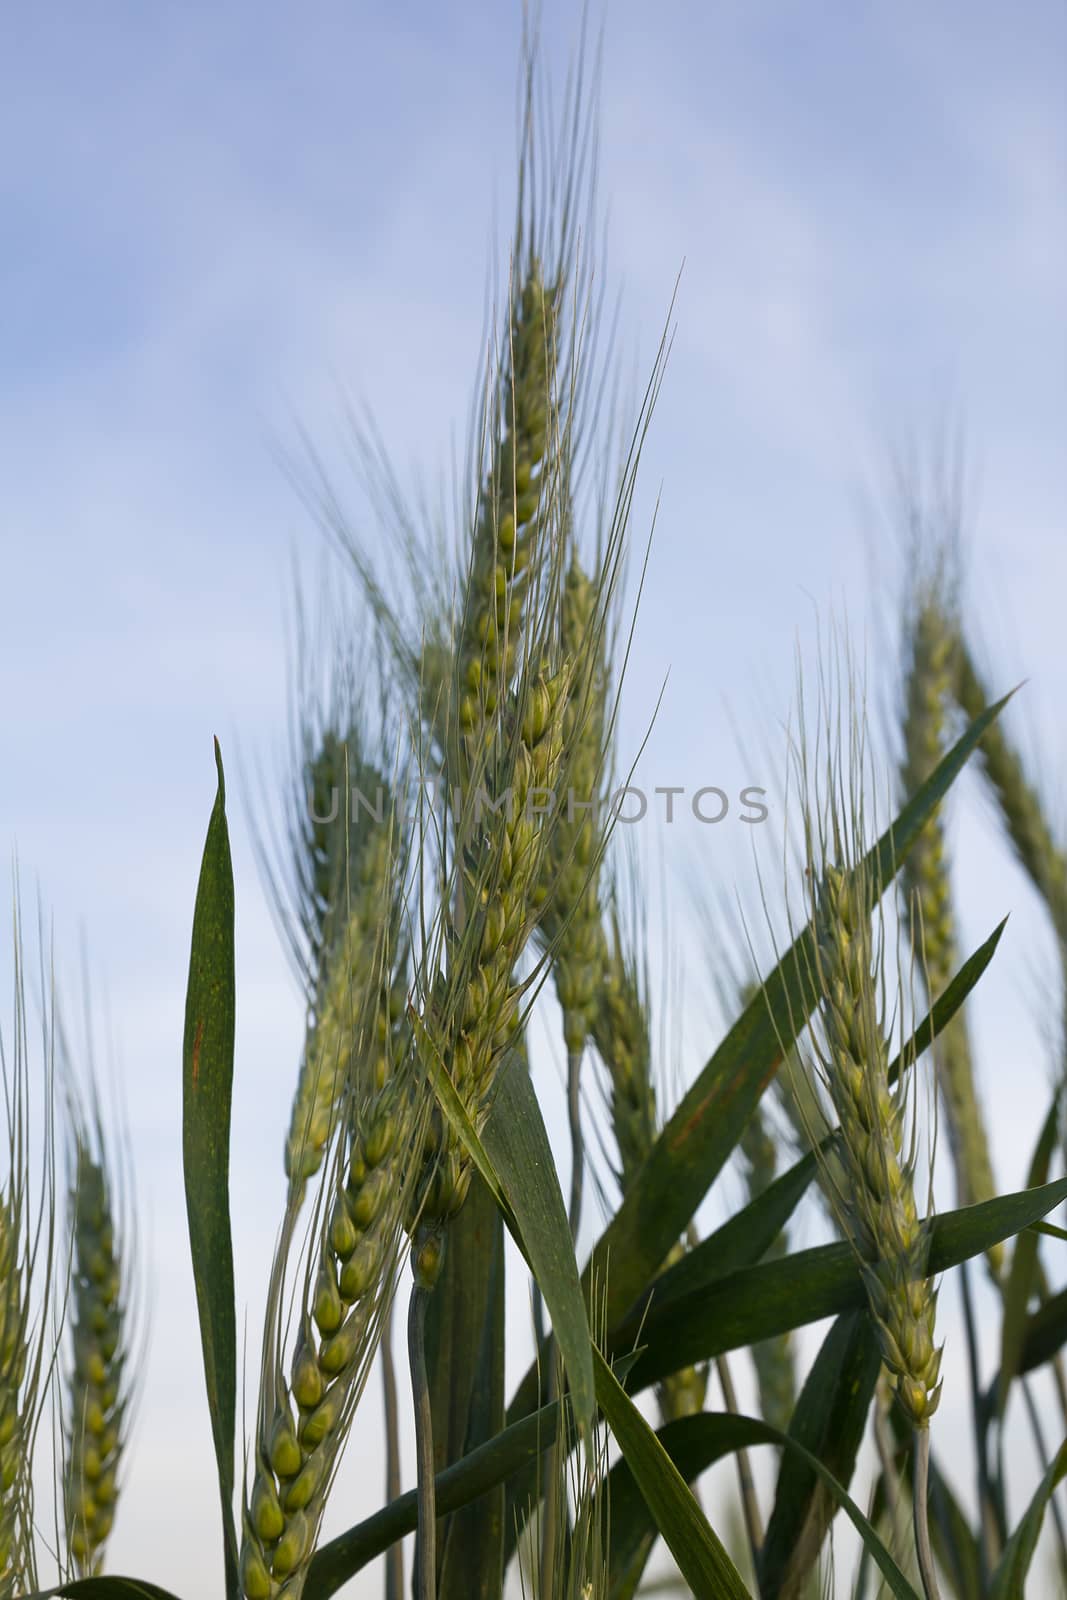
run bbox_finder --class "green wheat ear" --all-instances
[64,1137,130,1576]
[779,657,945,1596]
[1,902,60,1599]
[285,761,407,1192]
[537,550,610,1060]
[453,261,562,768]
[900,589,1000,1273]
[243,695,427,1598]
[0,1189,29,1594]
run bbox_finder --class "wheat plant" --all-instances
[5,23,1067,1600]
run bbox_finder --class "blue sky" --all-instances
[2,3,1065,1592]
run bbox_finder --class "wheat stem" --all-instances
[381,1304,403,1600]
[715,1354,764,1566]
[566,1048,584,1239]
[911,1427,941,1600]
[408,1277,436,1600]
[958,1259,999,1581]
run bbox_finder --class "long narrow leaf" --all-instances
[998,1086,1062,1415]
[481,1051,595,1443]
[24,1580,187,1599]
[592,1348,751,1599]
[601,1407,919,1600]
[433,1175,507,1600]
[626,1177,1067,1393]
[304,1399,566,1597]
[1019,1285,1067,1376]
[181,739,238,1597]
[305,1352,643,1599]
[989,1439,1067,1599]
[759,1310,882,1597]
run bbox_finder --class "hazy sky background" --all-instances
[2,2,1065,1594]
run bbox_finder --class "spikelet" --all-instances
[900,596,999,1260]
[65,1138,130,1576]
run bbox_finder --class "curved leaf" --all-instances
[22,1580,186,1600]
[602,1408,919,1600]
[1019,1284,1067,1376]
[885,1402,982,1600]
[998,1085,1062,1415]
[989,1439,1067,1599]
[759,1310,881,1597]
[627,1177,1067,1394]
[304,1396,565,1598]
[413,1037,594,1443]
[181,739,238,1597]
[481,1051,595,1444]
[305,1351,643,1600]
[592,1348,750,1600]
[431,1173,506,1600]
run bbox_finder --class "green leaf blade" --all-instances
[989,1439,1067,1599]
[481,1052,595,1445]
[181,739,239,1598]
[759,1310,882,1597]
[628,1177,1067,1394]
[592,1349,751,1600]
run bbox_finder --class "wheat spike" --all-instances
[537,554,609,1057]
[0,1193,28,1596]
[900,596,999,1260]
[454,264,561,766]
[412,664,573,1275]
[64,1137,131,1575]
[242,1061,424,1600]
[807,851,943,1429]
